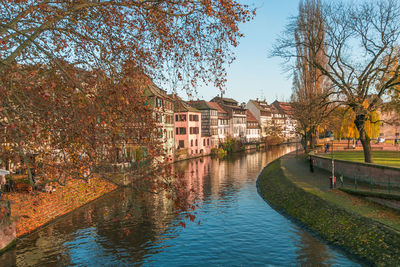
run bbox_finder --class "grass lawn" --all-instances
[332,151,400,167]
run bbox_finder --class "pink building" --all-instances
[172,96,204,159]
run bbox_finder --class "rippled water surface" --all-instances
[1,146,362,266]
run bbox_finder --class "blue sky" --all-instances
[192,1,300,104]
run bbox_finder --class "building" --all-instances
[271,101,297,139]
[208,102,229,144]
[246,99,273,138]
[144,83,175,161]
[172,96,206,159]
[246,110,261,143]
[188,100,219,149]
[378,109,400,141]
[210,96,246,141]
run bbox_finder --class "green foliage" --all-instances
[211,148,227,157]
[331,151,400,168]
[219,136,244,154]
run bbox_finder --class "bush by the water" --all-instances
[219,137,244,154]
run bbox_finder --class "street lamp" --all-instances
[330,133,335,188]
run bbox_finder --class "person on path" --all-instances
[309,156,314,173]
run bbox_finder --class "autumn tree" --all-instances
[273,0,400,163]
[289,0,333,152]
[0,0,253,208]
[329,106,381,142]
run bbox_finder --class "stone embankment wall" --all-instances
[257,159,400,266]
[0,201,16,254]
[311,155,400,184]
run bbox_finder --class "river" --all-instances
[1,145,362,266]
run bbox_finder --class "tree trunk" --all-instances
[309,130,314,149]
[309,128,317,149]
[302,132,309,153]
[354,114,373,163]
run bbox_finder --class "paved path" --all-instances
[280,152,400,213]
[280,152,332,192]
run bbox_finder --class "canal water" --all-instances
[1,146,362,266]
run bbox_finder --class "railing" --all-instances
[335,172,400,195]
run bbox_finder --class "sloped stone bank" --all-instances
[257,159,400,266]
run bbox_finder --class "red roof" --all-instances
[208,102,227,114]
[246,110,258,122]
[272,100,293,115]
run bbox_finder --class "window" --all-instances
[179,140,185,148]
[195,139,198,146]
[176,114,186,121]
[203,139,206,146]
[191,140,193,147]
[155,98,162,107]
[189,127,199,134]
[207,139,209,146]
[189,114,199,121]
[166,115,173,124]
[176,127,186,135]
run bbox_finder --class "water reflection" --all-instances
[1,145,361,266]
[294,228,333,265]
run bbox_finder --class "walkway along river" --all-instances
[0,145,362,266]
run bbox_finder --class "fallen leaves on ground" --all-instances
[4,177,117,237]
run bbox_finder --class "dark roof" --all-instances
[169,94,200,113]
[188,100,217,110]
[210,96,238,105]
[145,82,173,101]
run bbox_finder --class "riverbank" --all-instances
[3,176,117,239]
[257,153,400,266]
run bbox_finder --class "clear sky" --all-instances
[188,1,300,104]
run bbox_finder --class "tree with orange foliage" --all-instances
[0,0,254,212]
